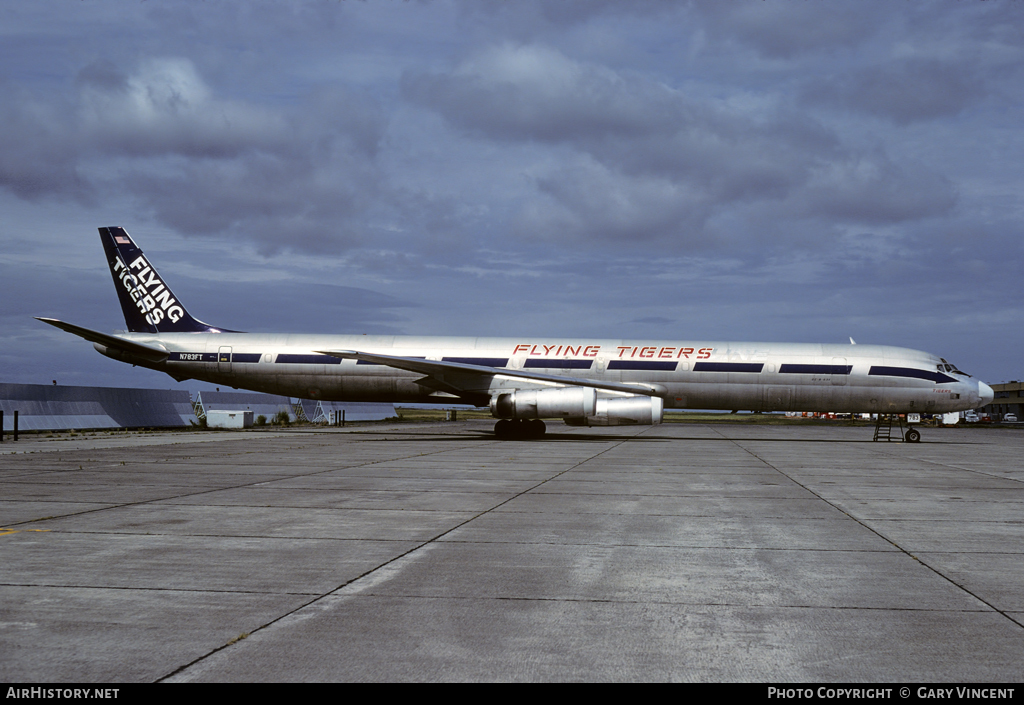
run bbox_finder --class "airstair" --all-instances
[873,413,905,441]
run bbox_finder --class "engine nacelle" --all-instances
[563,396,665,426]
[491,387,597,419]
[93,343,154,367]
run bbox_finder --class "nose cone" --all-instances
[978,381,994,407]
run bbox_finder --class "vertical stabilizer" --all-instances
[99,227,226,333]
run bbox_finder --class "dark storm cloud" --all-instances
[401,44,679,143]
[181,280,417,335]
[0,87,87,201]
[690,1,881,59]
[0,56,394,254]
[802,58,988,125]
[90,61,391,253]
[75,58,290,158]
[451,0,680,40]
[404,44,957,247]
[796,152,957,224]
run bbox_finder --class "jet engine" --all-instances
[581,396,665,425]
[491,388,664,426]
[491,387,597,419]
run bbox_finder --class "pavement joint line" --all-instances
[305,592,1002,612]
[710,435,1024,496]
[0,582,320,596]
[707,424,1024,633]
[6,529,926,551]
[0,432,301,456]
[853,441,1024,486]
[0,580,1005,613]
[156,427,648,682]
[0,434,494,530]
[9,530,466,541]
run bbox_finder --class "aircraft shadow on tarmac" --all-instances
[335,429,979,444]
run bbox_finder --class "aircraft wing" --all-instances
[316,349,663,397]
[36,317,170,363]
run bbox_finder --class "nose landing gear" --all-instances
[873,414,922,442]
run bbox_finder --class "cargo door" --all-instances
[764,386,793,411]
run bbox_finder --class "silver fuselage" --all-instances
[100,333,992,414]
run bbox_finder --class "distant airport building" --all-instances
[299,399,396,424]
[979,381,1023,420]
[2,383,397,432]
[0,383,194,431]
[193,390,298,423]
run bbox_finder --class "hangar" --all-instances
[0,383,397,434]
[0,382,194,431]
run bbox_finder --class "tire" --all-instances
[494,419,514,439]
[494,418,547,440]
[905,428,921,443]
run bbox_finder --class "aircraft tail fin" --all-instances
[99,227,228,334]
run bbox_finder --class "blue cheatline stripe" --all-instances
[275,354,342,365]
[231,353,262,363]
[693,362,764,373]
[869,366,956,384]
[780,364,853,375]
[442,357,509,367]
[169,352,218,362]
[523,359,594,369]
[608,360,678,371]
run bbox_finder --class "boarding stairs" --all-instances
[873,413,905,442]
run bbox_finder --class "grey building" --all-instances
[193,390,297,423]
[979,381,1023,420]
[0,383,195,431]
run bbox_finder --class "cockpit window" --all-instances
[938,359,970,377]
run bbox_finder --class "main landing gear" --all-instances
[494,418,547,440]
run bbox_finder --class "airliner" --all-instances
[38,227,993,441]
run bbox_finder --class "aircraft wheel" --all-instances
[494,419,547,440]
[494,419,514,439]
[905,428,921,443]
[526,419,546,438]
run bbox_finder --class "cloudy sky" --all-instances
[2,0,1022,392]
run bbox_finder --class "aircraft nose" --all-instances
[978,381,994,407]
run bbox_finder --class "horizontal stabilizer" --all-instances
[36,317,169,362]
